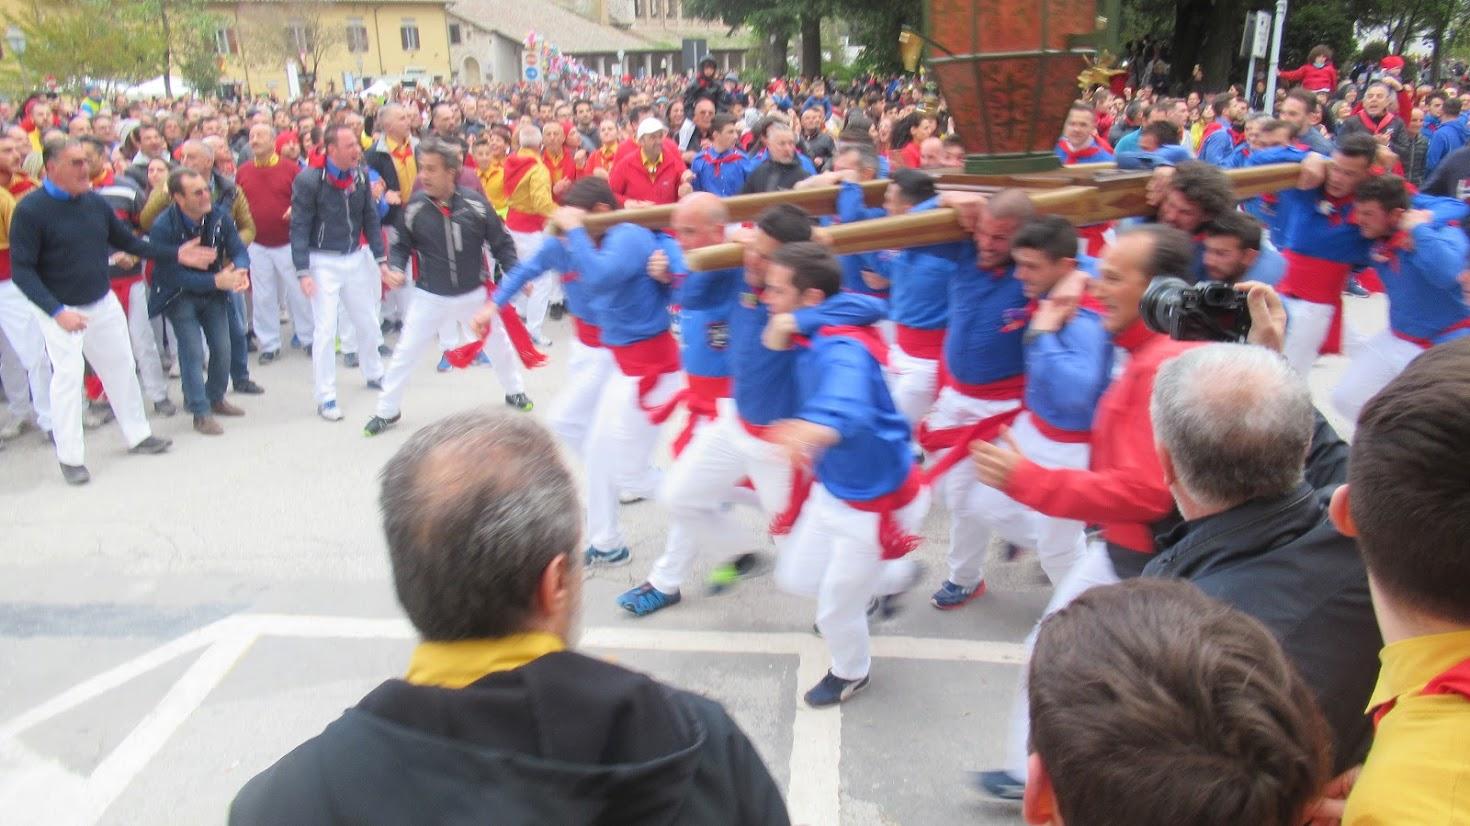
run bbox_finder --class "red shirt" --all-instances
[607,147,686,206]
[235,158,300,248]
[1005,320,1198,555]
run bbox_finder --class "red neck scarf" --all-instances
[1359,110,1396,134]
[698,147,742,177]
[389,139,414,162]
[1056,138,1102,165]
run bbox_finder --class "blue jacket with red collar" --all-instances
[833,180,890,298]
[491,235,595,324]
[945,261,1028,386]
[1374,206,1470,343]
[666,242,740,380]
[690,147,750,198]
[563,224,670,347]
[856,197,970,329]
[795,330,913,501]
[1055,138,1114,166]
[1199,119,1244,167]
[1025,303,1113,433]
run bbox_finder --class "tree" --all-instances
[684,0,831,76]
[237,0,345,93]
[0,0,161,94]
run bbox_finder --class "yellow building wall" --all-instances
[211,2,453,97]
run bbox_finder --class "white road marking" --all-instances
[786,635,843,826]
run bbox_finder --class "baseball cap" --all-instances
[636,117,666,138]
[1380,55,1405,71]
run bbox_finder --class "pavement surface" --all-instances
[0,293,1378,826]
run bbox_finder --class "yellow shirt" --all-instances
[479,160,508,214]
[404,632,566,689]
[505,148,555,220]
[641,149,662,177]
[1344,629,1470,825]
[0,186,14,252]
[386,137,417,205]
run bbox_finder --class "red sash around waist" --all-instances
[1029,413,1092,444]
[609,330,683,425]
[894,324,945,360]
[771,466,925,560]
[1393,317,1470,349]
[573,316,603,348]
[1278,251,1353,304]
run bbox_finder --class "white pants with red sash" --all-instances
[647,398,795,594]
[1281,296,1338,375]
[1332,329,1434,423]
[374,289,524,419]
[585,332,683,553]
[775,481,929,680]
[885,326,943,426]
[0,279,53,432]
[509,229,555,340]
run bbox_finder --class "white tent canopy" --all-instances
[122,75,194,99]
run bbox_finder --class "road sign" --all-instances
[1251,12,1272,60]
[524,66,540,81]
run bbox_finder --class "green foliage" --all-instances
[1,0,161,95]
[1277,1,1357,67]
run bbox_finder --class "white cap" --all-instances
[636,117,667,139]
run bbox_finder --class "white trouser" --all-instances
[33,292,152,466]
[125,280,167,404]
[1004,539,1121,779]
[1281,297,1337,375]
[249,243,313,352]
[1332,329,1425,424]
[884,346,939,427]
[0,280,53,431]
[308,250,384,405]
[376,289,524,418]
[775,483,930,680]
[550,337,616,460]
[585,367,682,552]
[509,229,555,339]
[647,397,795,594]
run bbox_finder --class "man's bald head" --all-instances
[671,191,729,253]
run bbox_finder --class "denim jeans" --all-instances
[228,291,250,385]
[166,292,232,415]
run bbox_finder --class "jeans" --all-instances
[167,292,232,415]
[227,291,250,385]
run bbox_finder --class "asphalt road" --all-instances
[0,293,1375,826]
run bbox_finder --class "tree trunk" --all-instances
[766,29,790,77]
[160,0,173,97]
[800,13,822,79]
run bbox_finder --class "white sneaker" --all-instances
[318,401,343,422]
[0,418,27,440]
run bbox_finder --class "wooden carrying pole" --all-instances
[681,163,1303,272]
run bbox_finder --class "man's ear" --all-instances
[1329,484,1357,537]
[1156,442,1177,488]
[1022,754,1060,825]
[536,553,576,621]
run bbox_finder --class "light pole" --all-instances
[1263,0,1288,113]
[6,27,27,93]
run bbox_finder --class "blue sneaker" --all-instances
[616,582,681,616]
[317,401,343,422]
[290,334,302,349]
[973,770,1025,801]
[1345,275,1370,297]
[436,354,452,372]
[803,670,869,708]
[473,351,492,367]
[584,545,631,567]
[931,579,986,610]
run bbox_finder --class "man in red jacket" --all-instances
[608,118,690,207]
[236,123,310,363]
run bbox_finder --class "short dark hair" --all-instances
[323,123,356,149]
[417,136,463,172]
[1126,223,1195,281]
[167,167,203,198]
[78,135,108,157]
[1168,161,1234,221]
[772,241,842,297]
[1444,97,1463,117]
[711,112,737,133]
[380,410,581,640]
[1030,579,1331,826]
[1210,92,1237,117]
[1350,340,1470,622]
[41,137,80,167]
[891,168,936,205]
[1336,133,1379,163]
[563,176,619,211]
[1011,214,1078,262]
[1286,87,1321,115]
[1354,174,1410,212]
[1142,121,1181,146]
[1202,209,1263,251]
[756,203,814,243]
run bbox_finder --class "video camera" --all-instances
[1140,277,1253,343]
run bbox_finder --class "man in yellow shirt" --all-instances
[472,127,512,218]
[502,124,557,345]
[365,103,418,332]
[1330,337,1470,825]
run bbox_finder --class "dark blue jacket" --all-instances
[147,202,250,317]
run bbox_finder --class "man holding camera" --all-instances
[147,168,252,437]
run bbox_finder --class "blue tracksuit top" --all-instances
[1199,120,1238,167]
[564,225,670,347]
[491,235,595,325]
[1377,210,1470,343]
[944,261,1027,385]
[691,147,750,198]
[1025,304,1113,433]
[667,242,741,379]
[795,333,914,501]
[833,180,890,297]
[857,197,969,329]
[1188,236,1285,285]
[730,288,887,426]
[1428,116,1469,171]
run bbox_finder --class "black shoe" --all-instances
[246,333,259,353]
[392,320,403,333]
[60,463,91,485]
[504,392,534,412]
[380,319,394,335]
[234,379,265,395]
[153,398,178,417]
[343,352,359,369]
[259,350,279,365]
[128,435,172,455]
[377,344,392,357]
[304,343,313,357]
[363,413,400,436]
[548,302,566,321]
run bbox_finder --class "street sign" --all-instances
[522,49,540,82]
[1251,12,1272,59]
[524,66,540,81]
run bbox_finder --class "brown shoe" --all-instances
[211,400,245,417]
[193,415,224,436]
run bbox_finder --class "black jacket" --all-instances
[1143,419,1380,773]
[229,651,790,826]
[289,163,385,273]
[742,158,811,194]
[1336,111,1412,160]
[364,137,406,227]
[391,188,517,297]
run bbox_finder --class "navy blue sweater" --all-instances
[11,188,179,316]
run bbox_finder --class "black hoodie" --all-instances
[230,651,789,826]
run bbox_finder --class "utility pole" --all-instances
[1263,0,1288,112]
[160,0,174,98]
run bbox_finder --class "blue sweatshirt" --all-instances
[1025,304,1113,432]
[857,197,970,329]
[563,224,670,347]
[690,147,750,198]
[667,242,741,379]
[1199,120,1240,167]
[833,181,889,298]
[492,235,595,324]
[1428,116,1469,171]
[944,261,1027,386]
[1376,212,1470,343]
[795,332,913,501]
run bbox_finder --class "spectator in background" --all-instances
[1401,108,1432,185]
[1427,97,1468,172]
[1277,45,1340,98]
[1023,579,1331,826]
[797,105,836,171]
[742,123,811,193]
[230,410,790,826]
[689,113,749,198]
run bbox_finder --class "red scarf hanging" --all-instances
[1358,110,1396,135]
[1056,138,1103,165]
[698,148,743,178]
[442,288,549,370]
[389,141,414,162]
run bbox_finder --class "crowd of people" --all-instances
[2,45,1468,826]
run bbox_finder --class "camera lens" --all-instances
[1139,276,1191,338]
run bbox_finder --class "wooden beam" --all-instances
[681,163,1302,272]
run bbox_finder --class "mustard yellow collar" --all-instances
[404,631,565,689]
